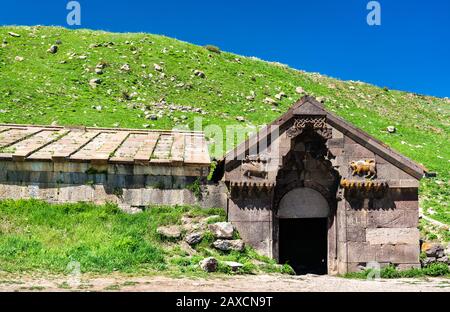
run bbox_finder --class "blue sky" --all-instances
[1,0,449,97]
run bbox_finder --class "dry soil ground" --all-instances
[0,273,449,292]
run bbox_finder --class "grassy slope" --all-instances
[0,200,287,275]
[0,26,448,227]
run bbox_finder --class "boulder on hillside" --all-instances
[422,243,445,258]
[263,97,278,106]
[8,32,21,37]
[387,126,396,133]
[223,261,244,272]
[120,63,131,72]
[47,45,58,54]
[199,257,218,272]
[154,63,163,72]
[185,232,203,245]
[295,87,306,94]
[213,239,245,252]
[208,222,234,239]
[194,70,205,78]
[89,78,101,88]
[156,225,182,239]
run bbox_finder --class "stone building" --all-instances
[0,125,212,209]
[0,96,427,275]
[219,96,426,275]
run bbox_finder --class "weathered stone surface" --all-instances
[376,244,420,263]
[366,228,419,245]
[185,232,203,245]
[347,242,420,264]
[213,239,245,252]
[199,257,218,272]
[232,221,271,257]
[228,197,272,222]
[368,209,418,228]
[223,261,244,272]
[156,225,182,239]
[346,227,366,242]
[208,222,234,239]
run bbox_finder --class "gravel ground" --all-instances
[0,273,449,292]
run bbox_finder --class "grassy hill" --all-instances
[0,199,288,275]
[0,26,448,230]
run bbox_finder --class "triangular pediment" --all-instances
[222,96,426,180]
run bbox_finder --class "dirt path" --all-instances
[0,273,449,292]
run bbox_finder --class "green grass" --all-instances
[0,25,448,225]
[344,263,450,279]
[0,199,286,275]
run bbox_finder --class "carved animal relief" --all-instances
[349,159,376,179]
[241,155,268,179]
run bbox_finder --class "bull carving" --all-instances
[242,155,268,179]
[349,159,377,179]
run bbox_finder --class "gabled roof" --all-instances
[223,96,426,180]
[0,124,210,167]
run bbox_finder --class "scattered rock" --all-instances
[349,85,356,90]
[47,45,58,54]
[199,257,218,272]
[387,126,396,133]
[194,70,206,78]
[14,56,24,62]
[246,91,256,101]
[236,116,245,122]
[223,261,244,272]
[422,243,445,258]
[263,97,278,106]
[78,55,87,60]
[119,205,143,214]
[275,92,286,100]
[316,96,325,103]
[95,68,103,75]
[55,40,62,45]
[180,241,197,256]
[422,257,436,266]
[200,215,221,224]
[89,78,102,88]
[96,62,107,69]
[156,225,182,239]
[437,256,449,264]
[146,114,158,121]
[185,232,203,245]
[154,63,163,72]
[8,32,20,37]
[213,239,245,252]
[120,63,131,72]
[295,87,306,94]
[208,222,234,239]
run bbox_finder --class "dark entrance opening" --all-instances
[279,218,328,275]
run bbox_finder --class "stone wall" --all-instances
[331,128,421,273]
[0,160,227,209]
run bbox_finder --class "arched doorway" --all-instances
[277,187,330,275]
